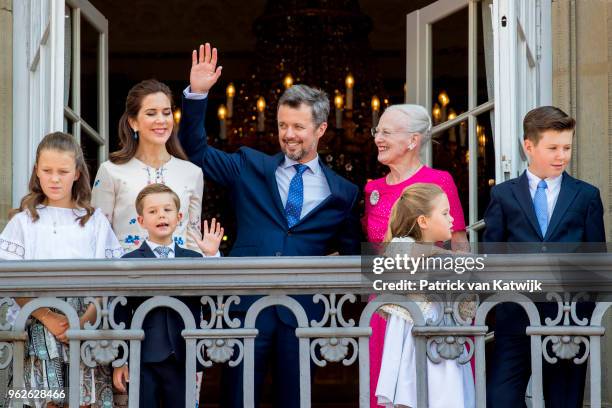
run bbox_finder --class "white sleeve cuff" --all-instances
[183,86,208,100]
[203,250,221,258]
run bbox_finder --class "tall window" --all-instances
[406,0,551,244]
[63,0,109,179]
[12,0,108,205]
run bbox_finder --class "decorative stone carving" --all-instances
[542,292,591,364]
[197,338,243,367]
[80,297,129,367]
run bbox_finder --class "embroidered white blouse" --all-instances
[91,157,204,253]
[0,206,123,260]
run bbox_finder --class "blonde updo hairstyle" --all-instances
[383,104,433,149]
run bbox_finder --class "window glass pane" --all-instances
[81,134,100,186]
[63,117,74,136]
[478,0,494,106]
[81,17,99,131]
[432,6,469,122]
[475,110,496,220]
[431,122,469,219]
[64,5,73,108]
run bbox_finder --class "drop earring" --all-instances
[133,130,139,140]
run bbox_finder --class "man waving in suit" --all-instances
[178,43,360,407]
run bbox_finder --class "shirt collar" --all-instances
[146,239,176,254]
[526,168,563,190]
[281,155,321,175]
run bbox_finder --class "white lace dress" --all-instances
[376,237,475,408]
[0,206,123,407]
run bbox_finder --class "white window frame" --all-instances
[406,0,552,244]
[13,0,64,206]
[64,0,109,160]
[493,0,552,181]
[12,0,108,206]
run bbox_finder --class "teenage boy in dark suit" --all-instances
[484,106,605,407]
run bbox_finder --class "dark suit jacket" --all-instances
[178,96,361,325]
[483,170,605,334]
[484,171,605,244]
[118,242,203,363]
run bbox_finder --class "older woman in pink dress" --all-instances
[364,104,468,407]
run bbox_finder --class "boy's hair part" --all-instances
[523,106,576,144]
[135,183,181,215]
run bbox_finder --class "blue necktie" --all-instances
[533,180,548,237]
[285,164,308,228]
[154,246,171,258]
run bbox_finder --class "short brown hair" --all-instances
[135,183,181,215]
[523,106,576,144]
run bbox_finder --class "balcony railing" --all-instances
[0,254,610,408]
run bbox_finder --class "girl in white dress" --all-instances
[0,132,123,408]
[376,183,475,408]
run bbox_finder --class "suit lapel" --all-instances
[511,171,543,240]
[293,159,337,227]
[545,172,578,240]
[264,153,290,226]
[137,242,155,258]
[174,245,186,258]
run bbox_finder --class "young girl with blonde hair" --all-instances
[375,183,475,408]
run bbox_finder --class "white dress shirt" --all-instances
[146,239,221,258]
[183,86,208,100]
[146,240,176,258]
[275,156,331,220]
[526,168,563,223]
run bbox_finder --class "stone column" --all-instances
[553,1,611,405]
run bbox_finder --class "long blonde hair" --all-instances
[384,183,445,242]
[10,132,95,226]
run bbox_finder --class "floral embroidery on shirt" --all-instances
[189,218,202,231]
[94,179,100,187]
[0,238,25,259]
[105,247,124,259]
[144,165,168,185]
[174,236,184,246]
[124,235,141,246]
[129,218,136,225]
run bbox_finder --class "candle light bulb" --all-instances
[226,83,236,98]
[173,108,181,124]
[334,94,344,109]
[345,74,355,110]
[479,133,487,147]
[371,96,380,112]
[334,94,344,129]
[217,105,227,120]
[345,74,354,89]
[257,96,266,112]
[447,109,457,121]
[432,103,441,122]
[283,74,293,89]
[438,91,450,107]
